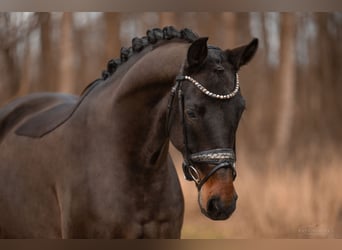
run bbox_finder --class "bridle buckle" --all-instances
[183,162,201,184]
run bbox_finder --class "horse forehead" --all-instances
[207,47,225,61]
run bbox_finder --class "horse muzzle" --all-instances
[182,148,238,220]
[204,193,238,220]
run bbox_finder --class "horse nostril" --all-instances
[205,195,237,220]
[207,197,221,214]
[234,193,238,201]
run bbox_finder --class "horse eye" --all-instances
[186,110,197,119]
[214,65,224,72]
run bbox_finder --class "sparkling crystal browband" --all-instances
[184,73,240,100]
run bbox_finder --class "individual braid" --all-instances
[120,47,131,62]
[163,26,181,40]
[132,36,149,52]
[107,58,121,74]
[180,28,198,42]
[146,28,164,44]
[102,58,121,80]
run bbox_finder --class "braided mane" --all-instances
[80,27,198,96]
[101,26,199,80]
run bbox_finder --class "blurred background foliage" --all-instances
[0,12,341,238]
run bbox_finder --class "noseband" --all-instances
[167,73,239,190]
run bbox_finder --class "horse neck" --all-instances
[116,41,189,99]
[89,41,189,168]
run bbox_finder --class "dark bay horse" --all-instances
[0,27,258,238]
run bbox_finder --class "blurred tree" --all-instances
[0,37,19,100]
[58,12,75,93]
[274,13,297,162]
[159,12,178,28]
[261,13,269,59]
[38,12,54,92]
[218,12,236,47]
[0,13,39,104]
[104,13,121,59]
[316,13,342,146]
[17,32,32,96]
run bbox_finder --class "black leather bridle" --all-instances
[167,75,238,190]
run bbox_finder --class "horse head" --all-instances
[169,37,258,220]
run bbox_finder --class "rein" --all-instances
[167,73,239,190]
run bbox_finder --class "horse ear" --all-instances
[187,37,208,68]
[226,38,258,70]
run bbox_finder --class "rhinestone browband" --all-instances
[184,73,240,100]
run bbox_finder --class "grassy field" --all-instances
[170,146,342,239]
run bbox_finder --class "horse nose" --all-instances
[207,195,237,220]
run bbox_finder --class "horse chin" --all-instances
[200,205,234,221]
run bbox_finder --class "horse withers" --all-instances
[0,27,258,238]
